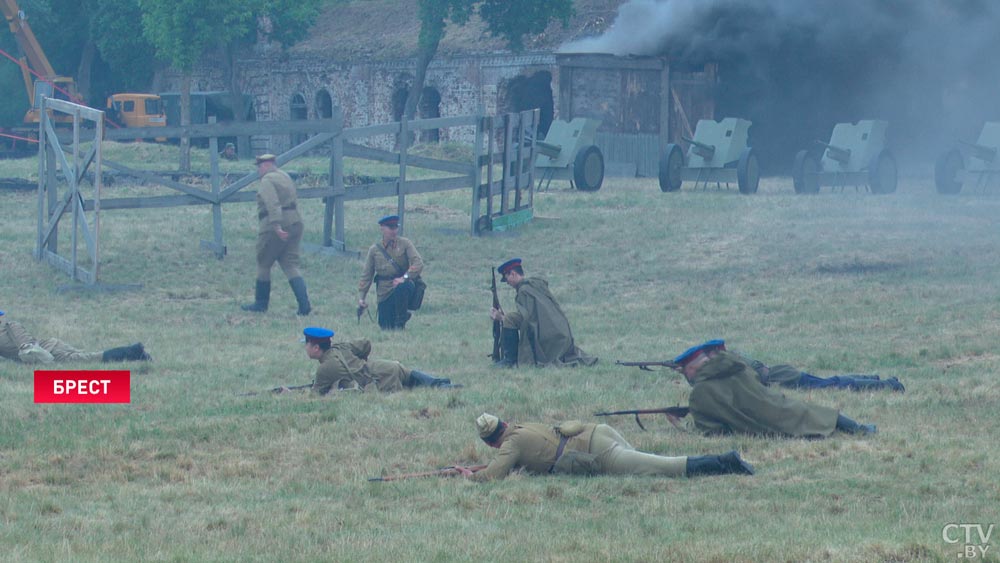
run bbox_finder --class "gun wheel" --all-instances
[658,143,684,192]
[868,149,898,194]
[573,145,604,192]
[793,150,820,194]
[934,148,964,194]
[737,147,760,194]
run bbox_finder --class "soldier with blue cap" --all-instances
[241,153,312,316]
[302,326,458,394]
[0,310,150,364]
[674,341,877,438]
[358,214,424,330]
[489,258,597,368]
[675,340,904,392]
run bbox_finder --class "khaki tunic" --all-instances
[689,352,838,438]
[256,169,301,233]
[311,339,411,395]
[358,237,423,304]
[0,319,102,363]
[472,421,686,481]
[502,278,597,367]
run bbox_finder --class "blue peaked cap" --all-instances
[674,339,726,365]
[498,258,522,278]
[302,327,334,342]
[378,215,400,227]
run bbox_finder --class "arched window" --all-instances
[500,71,554,137]
[290,93,307,147]
[315,89,333,119]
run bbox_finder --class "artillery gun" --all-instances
[533,118,605,191]
[935,122,1000,194]
[658,117,759,194]
[792,120,897,194]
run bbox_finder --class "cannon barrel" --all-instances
[815,140,851,164]
[682,136,716,159]
[958,140,997,163]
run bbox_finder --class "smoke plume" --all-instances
[561,0,1000,172]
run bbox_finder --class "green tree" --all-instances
[404,0,573,127]
[137,0,253,170]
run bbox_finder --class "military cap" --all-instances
[498,258,522,280]
[476,413,503,441]
[378,215,400,228]
[674,339,726,365]
[301,326,334,343]
[225,142,235,149]
[255,153,277,165]
[0,310,4,316]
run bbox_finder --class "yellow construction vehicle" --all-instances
[1,0,79,124]
[106,93,166,129]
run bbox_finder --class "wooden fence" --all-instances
[36,101,537,283]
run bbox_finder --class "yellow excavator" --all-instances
[2,0,164,130]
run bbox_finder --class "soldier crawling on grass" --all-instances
[674,339,904,392]
[300,327,459,394]
[452,413,754,481]
[0,310,151,364]
[674,341,878,438]
[488,258,597,368]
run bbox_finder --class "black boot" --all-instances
[835,413,877,435]
[686,450,755,477]
[289,277,311,316]
[408,370,462,389]
[492,328,519,368]
[846,376,904,393]
[102,343,151,362]
[241,280,270,312]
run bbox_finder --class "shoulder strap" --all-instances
[376,243,406,277]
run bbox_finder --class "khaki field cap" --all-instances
[255,153,277,165]
[476,413,500,439]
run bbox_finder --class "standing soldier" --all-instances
[241,154,311,316]
[488,258,597,368]
[301,327,459,394]
[358,215,423,330]
[453,413,754,481]
[0,310,150,364]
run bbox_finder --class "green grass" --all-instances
[1,148,998,562]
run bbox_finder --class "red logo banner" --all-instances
[34,370,131,403]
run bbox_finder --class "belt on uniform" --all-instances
[258,204,297,219]
[374,275,397,282]
[548,435,570,474]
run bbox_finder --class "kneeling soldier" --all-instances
[302,327,459,394]
[453,413,754,481]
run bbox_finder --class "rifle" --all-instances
[238,382,313,397]
[593,406,690,431]
[489,267,503,362]
[615,359,681,372]
[368,464,488,482]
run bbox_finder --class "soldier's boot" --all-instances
[241,280,270,313]
[685,450,755,477]
[492,328,519,368]
[289,277,311,316]
[845,376,904,393]
[102,342,151,362]
[835,413,877,435]
[408,370,462,389]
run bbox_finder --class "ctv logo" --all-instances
[34,370,131,403]
[942,523,994,559]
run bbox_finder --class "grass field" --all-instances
[0,145,998,562]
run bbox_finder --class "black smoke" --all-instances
[562,0,1000,173]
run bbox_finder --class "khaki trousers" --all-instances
[255,222,303,281]
[591,424,687,477]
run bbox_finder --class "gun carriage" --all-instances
[792,120,897,194]
[935,122,1000,194]
[658,117,760,194]
[533,118,605,192]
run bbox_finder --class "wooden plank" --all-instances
[556,53,666,71]
[410,115,477,130]
[104,117,344,141]
[217,131,337,201]
[41,249,95,285]
[343,142,473,175]
[103,159,217,203]
[491,208,533,231]
[45,98,104,121]
[343,123,400,139]
[343,142,399,164]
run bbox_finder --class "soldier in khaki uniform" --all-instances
[242,154,311,316]
[675,339,904,392]
[301,327,459,394]
[489,258,597,368]
[358,215,423,330]
[456,413,754,481]
[675,342,877,438]
[0,310,150,364]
